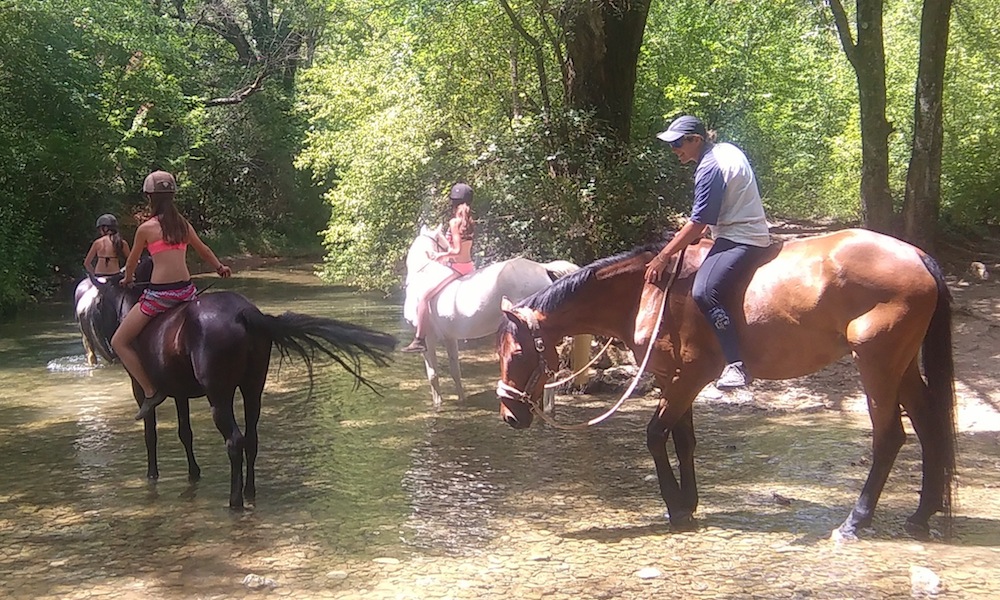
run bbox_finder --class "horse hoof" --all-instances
[188,469,201,482]
[830,526,859,544]
[669,513,698,532]
[229,502,246,512]
[904,519,931,540]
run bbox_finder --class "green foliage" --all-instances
[474,111,687,265]
[636,0,862,221]
[0,200,40,313]
[0,0,328,315]
[299,1,685,290]
[940,0,1000,225]
[2,0,999,312]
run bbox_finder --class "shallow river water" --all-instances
[1,263,998,599]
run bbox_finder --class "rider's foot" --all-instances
[134,390,168,420]
[400,338,427,353]
[715,361,751,390]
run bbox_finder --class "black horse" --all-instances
[85,275,397,509]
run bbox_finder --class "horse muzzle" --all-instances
[499,397,533,429]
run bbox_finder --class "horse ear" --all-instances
[500,296,513,312]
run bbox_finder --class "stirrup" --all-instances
[715,362,751,390]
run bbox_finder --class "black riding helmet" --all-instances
[449,183,473,207]
[96,214,118,230]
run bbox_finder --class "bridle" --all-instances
[422,229,447,252]
[496,307,554,412]
[496,247,687,430]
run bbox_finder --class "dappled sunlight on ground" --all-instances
[0,262,997,599]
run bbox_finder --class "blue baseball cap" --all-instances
[656,115,707,143]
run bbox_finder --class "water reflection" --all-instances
[0,263,997,599]
[401,414,505,555]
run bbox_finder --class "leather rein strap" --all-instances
[498,247,686,430]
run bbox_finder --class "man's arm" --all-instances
[643,220,707,284]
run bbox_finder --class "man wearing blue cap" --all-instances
[644,115,771,389]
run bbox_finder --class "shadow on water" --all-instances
[1,261,999,599]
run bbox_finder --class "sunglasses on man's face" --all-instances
[669,137,687,149]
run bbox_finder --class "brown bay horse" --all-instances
[495,228,956,540]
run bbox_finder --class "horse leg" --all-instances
[897,359,947,536]
[672,407,699,514]
[442,336,467,402]
[133,379,160,480]
[80,325,97,366]
[836,351,907,540]
[174,397,200,481]
[422,338,444,407]
[646,386,701,530]
[208,390,245,509]
[239,374,266,504]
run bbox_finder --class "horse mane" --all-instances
[518,240,668,314]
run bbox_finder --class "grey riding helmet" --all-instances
[96,214,118,230]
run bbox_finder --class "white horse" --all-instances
[404,225,579,406]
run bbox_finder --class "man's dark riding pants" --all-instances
[691,238,768,364]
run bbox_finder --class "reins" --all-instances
[409,231,449,278]
[111,277,217,317]
[543,337,614,390]
[525,247,686,431]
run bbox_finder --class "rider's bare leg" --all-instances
[111,305,167,419]
[402,272,461,353]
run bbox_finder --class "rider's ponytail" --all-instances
[455,202,475,240]
[111,230,126,261]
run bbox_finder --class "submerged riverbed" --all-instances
[1,262,998,599]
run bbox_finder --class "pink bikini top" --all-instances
[147,239,187,255]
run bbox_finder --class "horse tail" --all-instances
[541,260,580,281]
[919,252,957,517]
[238,309,397,393]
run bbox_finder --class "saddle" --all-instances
[633,238,783,346]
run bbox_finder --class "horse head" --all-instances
[495,296,560,429]
[404,225,446,276]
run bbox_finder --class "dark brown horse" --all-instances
[90,281,396,509]
[495,228,956,539]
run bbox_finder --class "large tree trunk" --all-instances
[829,0,895,234]
[902,0,953,253]
[561,1,650,142]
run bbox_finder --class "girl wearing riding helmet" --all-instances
[84,214,131,277]
[401,182,476,353]
[112,170,232,420]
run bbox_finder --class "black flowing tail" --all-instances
[919,253,957,517]
[239,309,397,393]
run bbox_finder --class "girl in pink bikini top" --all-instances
[113,170,232,421]
[146,237,187,255]
[401,182,476,353]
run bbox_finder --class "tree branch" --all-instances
[499,0,551,117]
[204,69,267,106]
[536,0,568,100]
[828,0,858,67]
[200,2,259,65]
